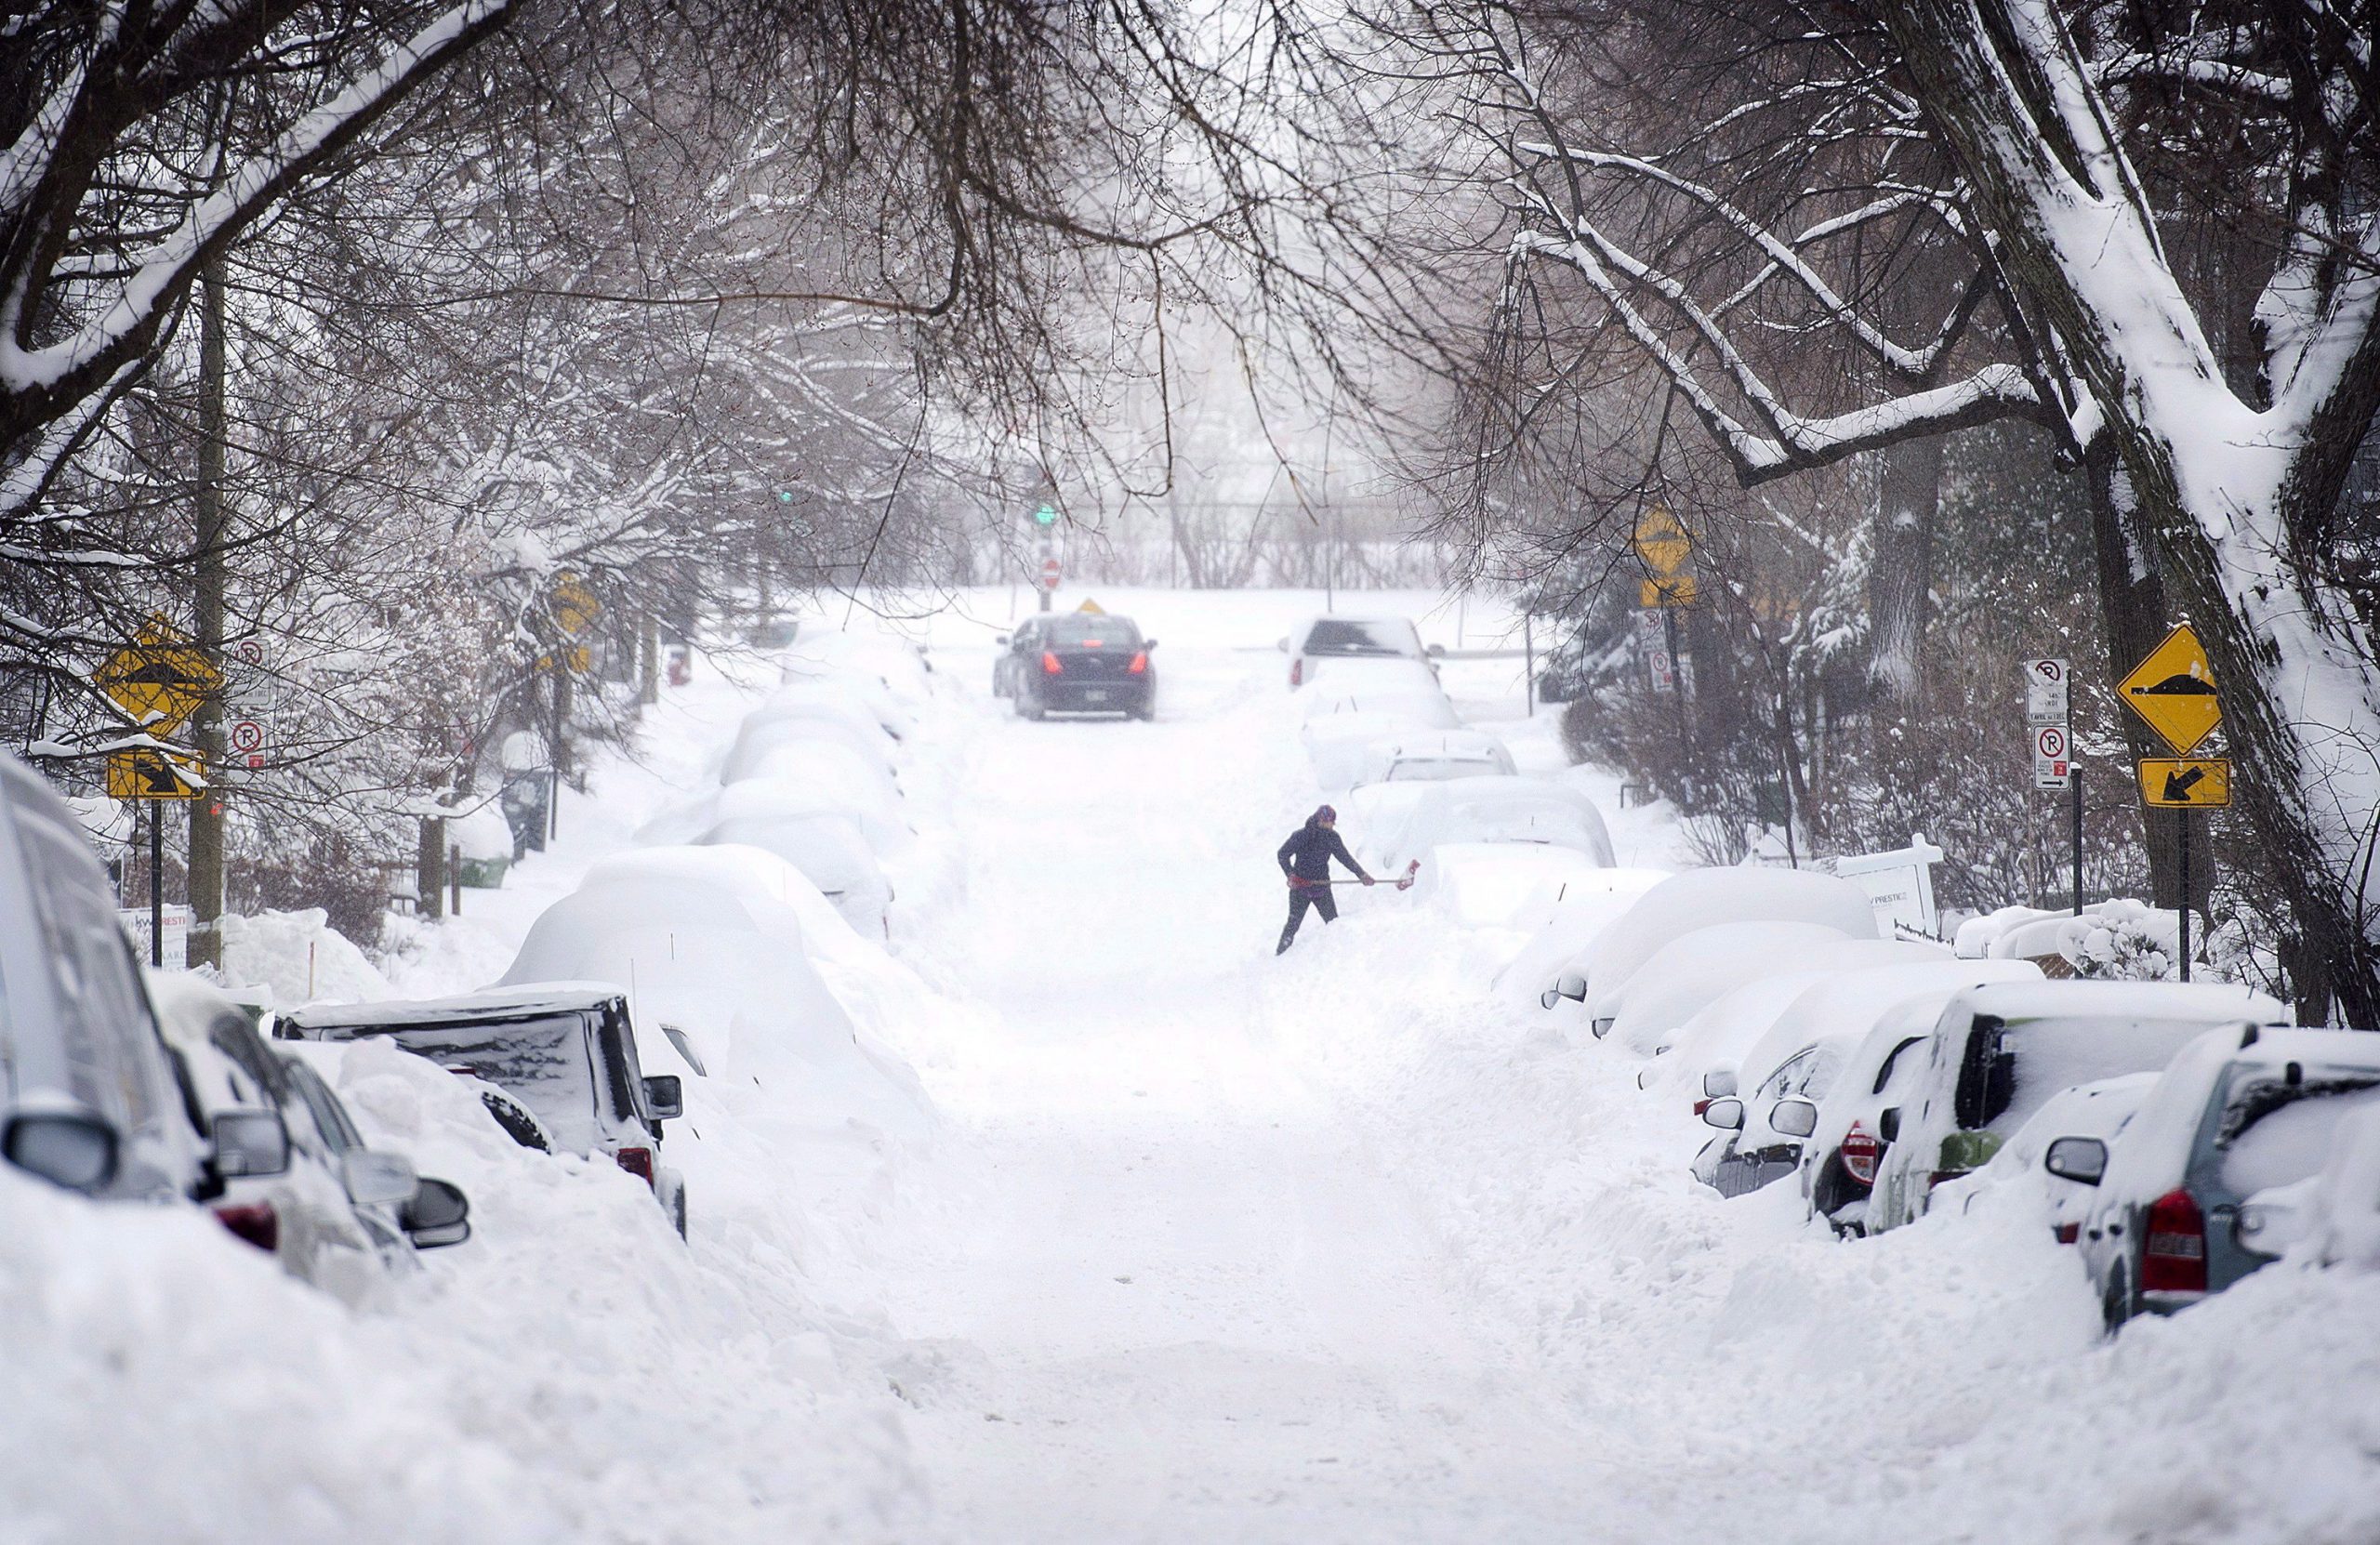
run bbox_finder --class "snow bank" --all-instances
[215,907,392,1006]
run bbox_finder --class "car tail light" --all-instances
[615,1146,657,1189]
[1042,652,1063,675]
[214,1201,279,1253]
[2140,1187,2208,1293]
[2054,1222,2080,1245]
[1289,658,1302,687]
[1081,638,1104,647]
[1691,1098,1712,1117]
[1840,1126,1884,1187]
[1128,651,1148,674]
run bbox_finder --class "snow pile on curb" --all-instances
[216,907,393,1005]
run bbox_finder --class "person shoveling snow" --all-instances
[1275,804,1414,954]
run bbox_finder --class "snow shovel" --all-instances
[1315,860,1419,891]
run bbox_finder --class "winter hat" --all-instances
[1311,804,1337,825]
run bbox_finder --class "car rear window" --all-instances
[1303,619,1415,656]
[1045,616,1140,646]
[1960,1015,2212,1133]
[2218,1077,2380,1195]
[340,1015,602,1154]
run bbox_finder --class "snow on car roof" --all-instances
[1950,978,2289,1025]
[284,981,628,1029]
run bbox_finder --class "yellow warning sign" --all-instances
[2119,624,2222,754]
[1640,574,1698,609]
[1633,508,1692,577]
[92,617,219,736]
[1076,598,1106,614]
[2137,757,2230,809]
[552,574,600,636]
[107,748,205,800]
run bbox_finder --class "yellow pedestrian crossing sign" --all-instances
[93,618,219,736]
[2119,624,2222,754]
[1633,508,1692,577]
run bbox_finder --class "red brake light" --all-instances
[214,1201,280,1252]
[2054,1221,2081,1245]
[615,1146,657,1189]
[1081,638,1104,647]
[1128,651,1148,674]
[1691,1098,1712,1117]
[1840,1126,1884,1186]
[2140,1187,2207,1293]
[1042,652,1063,675]
[1289,658,1302,686]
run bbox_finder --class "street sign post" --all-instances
[1634,609,1676,694]
[1038,556,1062,592]
[2023,657,2069,723]
[2118,625,2225,981]
[2032,723,2071,789]
[2022,656,2080,912]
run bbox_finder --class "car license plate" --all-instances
[1084,689,1108,703]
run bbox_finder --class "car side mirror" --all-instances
[1590,1017,1617,1039]
[994,634,1009,646]
[1554,971,1589,1003]
[1878,1107,1902,1143]
[1142,638,1158,650]
[643,1075,684,1121]
[1772,1098,1818,1140]
[1276,637,1289,653]
[1702,1069,1737,1100]
[211,1109,290,1178]
[2042,1136,2108,1185]
[1702,1097,1744,1131]
[1426,642,1447,658]
[340,1149,419,1208]
[3,1111,119,1192]
[402,1177,471,1248]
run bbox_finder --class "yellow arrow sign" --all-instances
[552,574,600,637]
[1633,507,1692,577]
[92,618,219,736]
[2136,757,2230,809]
[106,748,205,801]
[2118,624,2222,754]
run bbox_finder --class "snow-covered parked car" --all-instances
[1539,865,1882,1027]
[1364,729,1516,785]
[2260,1102,2380,1271]
[1866,980,2291,1236]
[152,973,448,1299]
[720,706,901,790]
[1280,614,1437,691]
[1948,1072,2157,1245]
[284,984,688,1238]
[0,751,209,1203]
[1601,927,1950,1054]
[696,787,892,937]
[1303,708,1457,789]
[1693,961,2035,1200]
[2052,1024,2380,1328]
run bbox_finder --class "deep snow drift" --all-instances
[6,587,2374,1543]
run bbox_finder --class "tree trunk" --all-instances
[2082,436,2190,911]
[187,253,230,970]
[1867,433,1942,705]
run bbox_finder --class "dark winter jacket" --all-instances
[1277,822,1368,886]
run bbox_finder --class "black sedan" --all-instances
[1010,613,1157,720]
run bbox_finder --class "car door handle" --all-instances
[2107,1222,2122,1236]
[2085,1228,2100,1240]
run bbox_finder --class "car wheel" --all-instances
[991,665,1008,698]
[1017,692,1043,721]
[1131,698,1155,721]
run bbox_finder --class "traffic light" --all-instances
[777,490,795,504]
[1033,503,1058,526]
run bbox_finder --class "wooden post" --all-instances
[187,251,230,968]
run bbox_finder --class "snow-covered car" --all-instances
[1865,980,2291,1235]
[284,984,688,1238]
[1785,959,2047,1232]
[1539,866,1883,1026]
[1365,729,1516,785]
[151,973,438,1299]
[698,798,892,937]
[1598,925,1946,1053]
[1303,709,1456,789]
[1279,614,1436,690]
[1296,659,1457,727]
[1008,611,1157,720]
[2052,1024,2380,1328]
[2257,1102,2380,1271]
[0,751,208,1203]
[1692,961,2037,1199]
[1950,1072,2157,1244]
[745,681,904,748]
[1373,776,1615,870]
[719,709,899,788]
[277,1044,471,1251]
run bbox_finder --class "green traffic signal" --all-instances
[1033,504,1058,525]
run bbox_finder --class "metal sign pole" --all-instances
[2070,766,2084,916]
[2177,811,2191,983]
[149,799,164,968]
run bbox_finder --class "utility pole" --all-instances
[187,251,230,969]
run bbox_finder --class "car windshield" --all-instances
[336,1015,602,1155]
[2218,1077,2380,1195]
[1045,616,1140,647]
[1303,619,1413,656]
